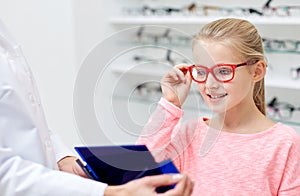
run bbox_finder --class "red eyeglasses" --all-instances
[187,60,259,83]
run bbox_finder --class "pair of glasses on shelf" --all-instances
[135,82,162,99]
[201,5,263,17]
[135,27,192,47]
[122,3,198,17]
[134,81,204,101]
[290,67,300,80]
[133,49,190,66]
[267,97,300,120]
[136,27,172,44]
[262,38,300,53]
[263,0,300,16]
[140,6,181,16]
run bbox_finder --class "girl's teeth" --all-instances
[210,94,227,99]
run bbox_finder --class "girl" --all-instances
[138,18,300,195]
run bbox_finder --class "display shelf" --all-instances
[265,50,300,55]
[110,16,300,25]
[265,75,300,90]
[270,118,300,127]
[110,63,170,78]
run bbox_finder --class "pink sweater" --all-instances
[137,98,300,196]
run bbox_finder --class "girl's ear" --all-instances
[253,60,266,82]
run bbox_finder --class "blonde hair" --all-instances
[193,18,266,115]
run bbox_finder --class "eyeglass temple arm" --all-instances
[263,0,273,8]
[136,26,144,37]
[163,29,171,38]
[267,97,278,107]
[237,60,259,67]
[248,8,263,16]
[166,49,175,65]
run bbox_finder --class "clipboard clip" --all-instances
[76,159,99,181]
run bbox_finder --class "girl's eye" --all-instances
[197,69,206,76]
[218,67,232,75]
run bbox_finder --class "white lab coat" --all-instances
[0,20,107,195]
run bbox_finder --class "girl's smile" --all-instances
[206,92,228,103]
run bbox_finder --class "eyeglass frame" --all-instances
[268,102,296,120]
[187,59,259,83]
[262,38,300,52]
[267,97,300,120]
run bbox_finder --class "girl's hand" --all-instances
[161,64,192,108]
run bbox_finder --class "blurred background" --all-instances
[1,0,300,149]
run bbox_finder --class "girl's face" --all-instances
[193,41,255,114]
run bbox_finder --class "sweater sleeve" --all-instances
[137,97,186,169]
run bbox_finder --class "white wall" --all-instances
[73,0,113,68]
[0,0,118,148]
[0,0,80,148]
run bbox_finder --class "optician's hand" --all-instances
[57,156,88,178]
[58,157,194,195]
[104,174,194,196]
[161,64,192,108]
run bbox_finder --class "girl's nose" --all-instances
[205,72,219,89]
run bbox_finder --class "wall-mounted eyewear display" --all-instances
[121,0,300,17]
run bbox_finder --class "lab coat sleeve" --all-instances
[50,130,77,162]
[0,154,108,196]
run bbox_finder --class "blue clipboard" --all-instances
[75,145,179,193]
